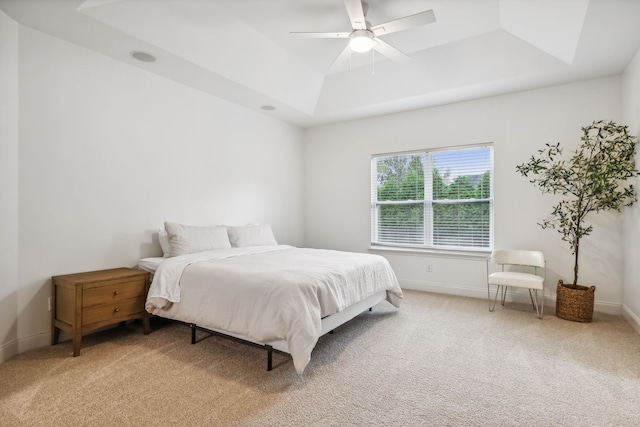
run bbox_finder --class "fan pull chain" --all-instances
[349,48,352,72]
[371,48,375,75]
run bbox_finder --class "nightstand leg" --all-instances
[72,328,82,357]
[142,313,150,334]
[52,327,60,345]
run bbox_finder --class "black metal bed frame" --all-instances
[189,323,280,371]
[188,306,372,371]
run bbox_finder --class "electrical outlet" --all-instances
[426,264,432,273]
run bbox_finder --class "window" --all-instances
[371,144,493,251]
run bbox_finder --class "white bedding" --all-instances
[144,245,403,373]
[138,256,165,274]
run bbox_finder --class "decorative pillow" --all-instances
[158,228,171,258]
[227,224,278,248]
[164,222,232,257]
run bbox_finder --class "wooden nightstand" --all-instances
[51,267,150,356]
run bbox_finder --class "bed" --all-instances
[140,223,403,374]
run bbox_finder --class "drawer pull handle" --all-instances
[114,308,120,313]
[114,291,120,296]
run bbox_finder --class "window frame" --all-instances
[370,143,494,254]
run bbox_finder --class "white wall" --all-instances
[6,26,304,359]
[622,48,640,334]
[304,77,624,313]
[0,10,19,361]
[2,17,636,363]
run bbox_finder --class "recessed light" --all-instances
[130,51,156,63]
[261,105,276,111]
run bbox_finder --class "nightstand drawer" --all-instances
[83,279,146,307]
[83,296,146,327]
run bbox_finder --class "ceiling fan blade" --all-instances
[373,38,410,63]
[371,10,436,37]
[290,32,351,39]
[344,0,367,30]
[328,45,352,71]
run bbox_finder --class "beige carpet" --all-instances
[1,290,640,426]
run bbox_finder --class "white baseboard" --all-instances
[0,322,142,364]
[17,330,51,355]
[400,280,622,315]
[401,279,550,307]
[0,338,18,364]
[401,280,487,300]
[594,301,623,316]
[622,305,640,336]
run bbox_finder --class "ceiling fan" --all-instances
[291,0,436,71]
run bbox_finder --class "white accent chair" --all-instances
[487,249,545,319]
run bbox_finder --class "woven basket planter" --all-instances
[555,280,595,322]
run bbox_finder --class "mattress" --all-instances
[142,245,403,373]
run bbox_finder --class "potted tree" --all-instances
[516,120,638,322]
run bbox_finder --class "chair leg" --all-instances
[528,288,537,311]
[488,284,504,312]
[500,286,507,306]
[528,289,544,320]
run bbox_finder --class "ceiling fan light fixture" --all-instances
[349,30,374,52]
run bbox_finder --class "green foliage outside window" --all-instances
[375,152,492,248]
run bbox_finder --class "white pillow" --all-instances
[164,222,232,257]
[227,224,278,248]
[158,228,171,258]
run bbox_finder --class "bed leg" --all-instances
[266,345,273,371]
[369,307,372,311]
[190,323,196,344]
[328,330,334,334]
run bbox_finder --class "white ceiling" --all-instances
[2,0,640,128]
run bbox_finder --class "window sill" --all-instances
[369,245,491,260]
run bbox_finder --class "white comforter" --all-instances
[145,245,403,373]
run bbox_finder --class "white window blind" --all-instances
[371,144,493,251]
